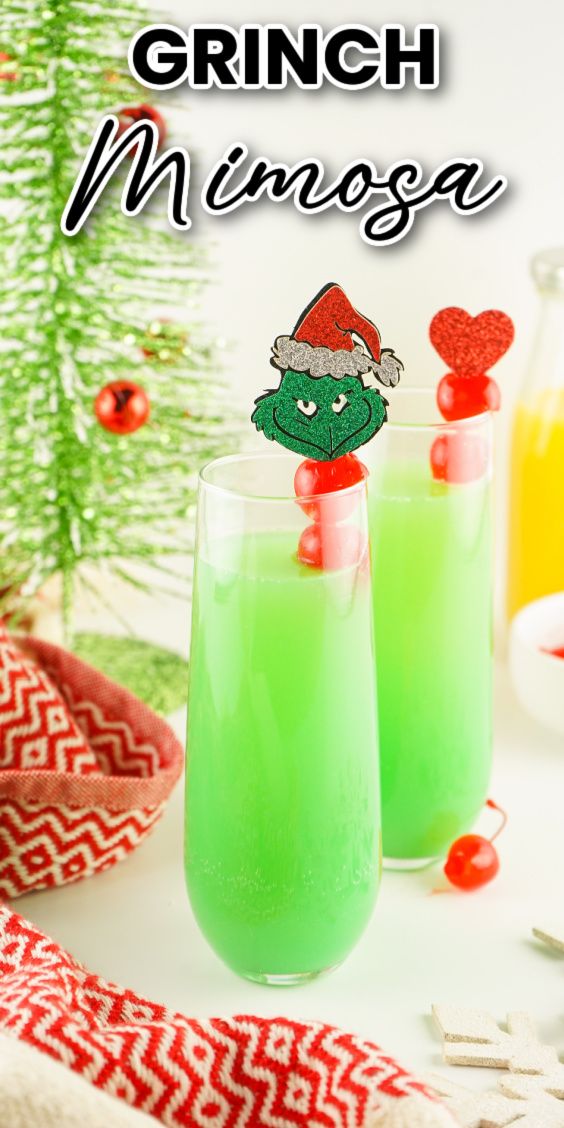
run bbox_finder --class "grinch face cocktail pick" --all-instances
[252,284,403,569]
[252,283,403,461]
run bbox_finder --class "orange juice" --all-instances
[508,389,564,619]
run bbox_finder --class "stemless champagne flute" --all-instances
[185,452,380,985]
[364,390,493,866]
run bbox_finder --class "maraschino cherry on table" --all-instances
[443,799,508,891]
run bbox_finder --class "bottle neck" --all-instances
[526,289,564,396]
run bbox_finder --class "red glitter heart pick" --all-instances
[430,307,514,377]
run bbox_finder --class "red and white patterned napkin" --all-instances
[0,906,454,1127]
[0,622,98,773]
[0,625,183,897]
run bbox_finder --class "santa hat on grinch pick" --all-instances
[271,283,403,388]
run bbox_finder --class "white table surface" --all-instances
[16,660,564,1094]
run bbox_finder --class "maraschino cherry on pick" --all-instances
[294,454,368,522]
[437,372,501,422]
[443,799,507,891]
[430,432,489,485]
[295,454,368,569]
[297,523,366,571]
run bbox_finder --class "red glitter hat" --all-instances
[271,283,403,387]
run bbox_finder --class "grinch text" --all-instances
[129,23,439,91]
[61,120,507,246]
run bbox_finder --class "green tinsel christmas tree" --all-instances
[0,0,236,708]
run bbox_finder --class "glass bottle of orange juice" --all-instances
[508,249,564,619]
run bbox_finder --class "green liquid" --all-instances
[185,532,380,981]
[368,462,492,860]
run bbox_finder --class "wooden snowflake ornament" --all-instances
[430,1005,564,1127]
[365,1095,456,1126]
[432,1006,558,1072]
[533,926,564,956]
[427,1073,564,1128]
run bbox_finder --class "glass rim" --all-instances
[199,450,369,505]
[199,389,492,503]
[379,387,492,433]
[531,247,564,294]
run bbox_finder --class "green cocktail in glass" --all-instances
[364,391,493,864]
[185,453,380,984]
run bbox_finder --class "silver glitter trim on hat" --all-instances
[271,336,403,387]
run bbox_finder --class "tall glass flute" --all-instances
[364,390,493,866]
[185,452,380,985]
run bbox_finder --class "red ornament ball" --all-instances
[437,373,501,422]
[141,319,188,364]
[444,834,499,891]
[116,104,167,152]
[94,381,150,435]
[0,52,17,82]
[294,454,368,523]
[430,432,489,485]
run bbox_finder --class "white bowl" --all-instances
[509,594,564,737]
